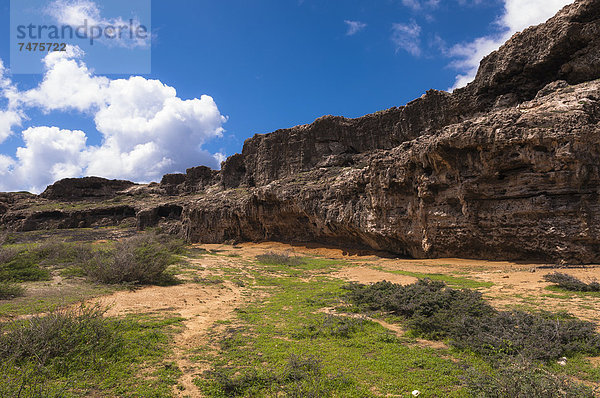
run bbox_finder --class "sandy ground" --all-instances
[88,241,600,396]
[92,254,248,398]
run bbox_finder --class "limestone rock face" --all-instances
[219,0,600,189]
[160,166,219,195]
[183,0,600,263]
[40,177,135,201]
[184,80,600,263]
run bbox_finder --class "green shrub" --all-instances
[0,282,25,300]
[294,315,365,339]
[83,233,179,285]
[0,241,91,283]
[345,280,600,360]
[544,272,600,292]
[465,360,598,397]
[0,246,19,264]
[201,354,347,397]
[33,240,92,265]
[345,279,494,339]
[256,252,304,266]
[0,250,51,282]
[0,306,182,396]
[0,304,121,368]
[452,310,600,360]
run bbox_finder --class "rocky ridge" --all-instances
[1,0,599,263]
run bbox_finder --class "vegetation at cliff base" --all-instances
[0,304,183,397]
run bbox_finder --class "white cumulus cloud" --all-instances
[0,60,24,143]
[3,127,87,193]
[0,48,227,193]
[45,0,150,48]
[448,0,574,90]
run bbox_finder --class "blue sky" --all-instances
[0,0,573,192]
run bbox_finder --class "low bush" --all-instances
[0,304,121,367]
[256,252,305,266]
[293,315,365,339]
[0,249,51,282]
[0,282,25,300]
[544,272,600,292]
[83,233,180,285]
[33,240,92,265]
[201,354,349,397]
[0,306,183,396]
[345,279,495,339]
[0,246,19,264]
[0,240,91,283]
[452,310,600,360]
[465,360,597,397]
[345,280,600,361]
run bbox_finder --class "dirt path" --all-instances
[93,254,248,398]
[90,242,600,396]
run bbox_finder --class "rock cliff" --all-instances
[185,0,600,263]
[1,0,599,263]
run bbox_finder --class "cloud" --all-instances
[391,21,422,56]
[0,48,227,193]
[448,0,574,90]
[8,127,88,193]
[0,60,24,143]
[23,47,107,113]
[45,0,150,48]
[344,20,367,36]
[401,0,440,11]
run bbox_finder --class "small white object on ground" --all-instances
[412,391,421,397]
[557,357,567,366]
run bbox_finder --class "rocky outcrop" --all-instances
[184,80,600,262]
[217,0,600,189]
[183,0,600,263]
[160,166,220,195]
[40,177,136,201]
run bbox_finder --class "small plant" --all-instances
[256,252,305,266]
[0,304,120,367]
[544,272,600,292]
[294,315,365,339]
[0,246,19,264]
[0,249,51,282]
[83,233,180,285]
[193,276,225,285]
[0,241,92,283]
[33,240,92,265]
[465,360,598,397]
[0,282,25,300]
[0,306,183,396]
[201,354,343,397]
[0,362,65,398]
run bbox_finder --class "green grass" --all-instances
[0,282,25,300]
[373,267,493,289]
[195,262,471,397]
[0,249,51,282]
[545,285,600,298]
[255,254,343,278]
[0,283,118,318]
[0,308,184,397]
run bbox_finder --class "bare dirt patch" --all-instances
[332,266,418,285]
[92,253,248,398]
